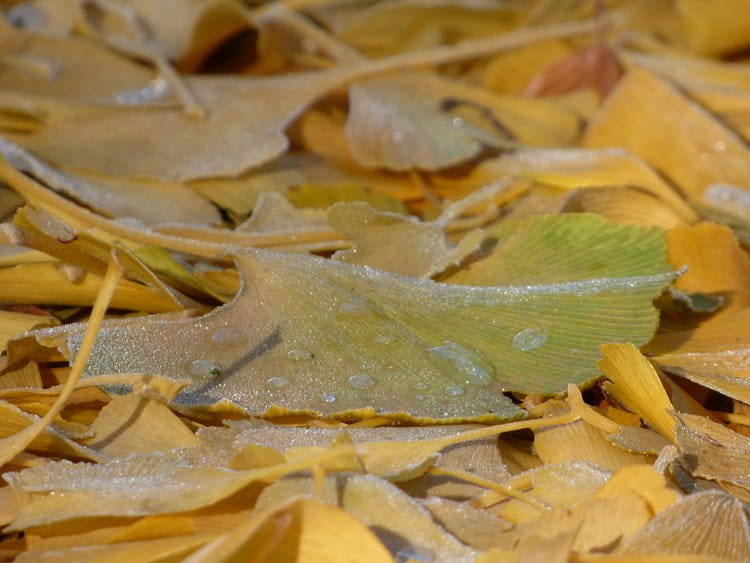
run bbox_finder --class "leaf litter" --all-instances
[0,1,749,561]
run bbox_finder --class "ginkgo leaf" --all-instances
[645,309,750,405]
[673,412,750,497]
[0,311,57,355]
[183,496,393,563]
[533,401,650,472]
[83,394,199,457]
[666,222,750,316]
[675,0,750,56]
[448,213,669,286]
[255,473,475,562]
[421,497,511,550]
[77,0,250,71]
[14,534,217,563]
[345,73,487,171]
[0,26,157,104]
[322,0,522,57]
[235,192,328,234]
[615,490,750,559]
[345,72,581,171]
[328,201,484,278]
[4,445,358,530]
[0,139,221,226]
[524,41,623,99]
[39,240,680,421]
[584,66,750,203]
[561,186,687,229]
[455,146,696,222]
[13,70,348,181]
[176,422,513,498]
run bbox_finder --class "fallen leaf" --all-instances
[447,212,669,286]
[83,394,199,457]
[675,0,750,56]
[458,147,696,222]
[328,184,495,277]
[533,401,651,472]
[561,186,687,229]
[598,343,676,441]
[49,244,678,421]
[184,495,392,563]
[584,66,750,203]
[673,412,750,500]
[667,222,750,315]
[255,473,476,562]
[525,41,623,99]
[615,490,750,559]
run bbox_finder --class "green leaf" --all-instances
[448,213,670,285]
[61,215,675,422]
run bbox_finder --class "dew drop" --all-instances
[374,334,397,345]
[348,374,375,389]
[414,382,428,390]
[266,376,289,389]
[427,341,495,385]
[445,385,465,397]
[339,296,368,314]
[211,327,245,346]
[322,393,337,403]
[395,546,434,563]
[287,348,313,361]
[189,360,221,378]
[511,327,549,351]
[416,394,426,401]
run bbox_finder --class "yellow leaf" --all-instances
[184,496,392,563]
[585,66,750,204]
[667,222,750,315]
[84,394,198,457]
[598,343,676,442]
[0,312,57,355]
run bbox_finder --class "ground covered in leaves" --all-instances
[1,0,750,561]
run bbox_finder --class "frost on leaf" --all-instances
[58,242,676,422]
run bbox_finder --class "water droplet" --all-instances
[714,141,727,152]
[266,376,289,388]
[445,385,465,396]
[211,327,244,346]
[452,117,464,127]
[395,546,434,563]
[374,334,397,345]
[414,382,428,390]
[348,374,375,389]
[189,360,221,378]
[416,394,426,401]
[287,348,313,361]
[339,296,368,314]
[322,393,337,403]
[427,341,495,385]
[511,327,549,351]
[570,348,579,355]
